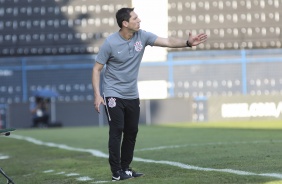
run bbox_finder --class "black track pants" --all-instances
[104,97,140,173]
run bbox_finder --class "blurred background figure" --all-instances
[29,97,50,128]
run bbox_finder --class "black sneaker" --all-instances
[112,170,133,181]
[123,168,144,178]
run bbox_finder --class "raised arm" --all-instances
[154,32,208,48]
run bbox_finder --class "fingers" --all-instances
[198,33,208,43]
[201,33,208,38]
[189,32,208,46]
[95,103,101,113]
[94,96,105,113]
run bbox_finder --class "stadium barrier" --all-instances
[1,49,282,127]
[208,94,282,121]
[6,98,193,128]
[0,104,7,128]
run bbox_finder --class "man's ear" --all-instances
[122,21,128,28]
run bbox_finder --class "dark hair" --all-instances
[116,8,134,28]
[35,97,44,103]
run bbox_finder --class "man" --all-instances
[92,7,207,181]
[30,96,50,128]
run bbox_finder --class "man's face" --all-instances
[126,11,141,32]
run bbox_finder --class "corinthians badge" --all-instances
[108,97,116,108]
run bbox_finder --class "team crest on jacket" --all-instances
[108,97,116,108]
[134,41,143,52]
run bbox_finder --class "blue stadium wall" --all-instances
[1,49,282,128]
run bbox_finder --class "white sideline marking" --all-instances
[0,156,9,159]
[76,176,93,181]
[56,171,66,175]
[135,140,282,152]
[10,135,282,180]
[66,173,80,176]
[0,154,10,160]
[10,135,108,158]
[44,170,93,181]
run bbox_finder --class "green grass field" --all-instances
[1,120,282,184]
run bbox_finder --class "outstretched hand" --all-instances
[188,32,208,46]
